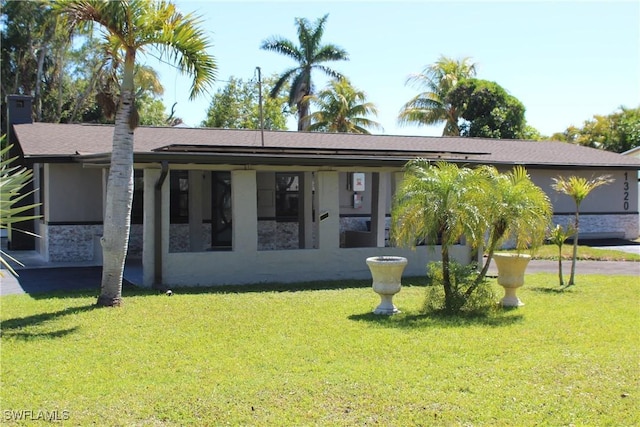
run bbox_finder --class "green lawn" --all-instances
[1,273,638,426]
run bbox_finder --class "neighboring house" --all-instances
[623,145,640,235]
[6,95,640,287]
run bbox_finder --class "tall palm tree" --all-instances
[260,14,348,131]
[551,174,613,287]
[398,55,477,136]
[55,0,217,306]
[306,78,382,134]
[391,160,490,312]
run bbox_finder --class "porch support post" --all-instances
[317,171,339,249]
[143,167,167,287]
[231,170,258,252]
[371,172,390,247]
[302,171,314,248]
[188,170,203,251]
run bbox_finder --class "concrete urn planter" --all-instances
[493,252,531,307]
[366,256,408,315]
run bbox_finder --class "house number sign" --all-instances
[623,172,630,211]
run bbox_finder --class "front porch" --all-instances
[142,166,472,287]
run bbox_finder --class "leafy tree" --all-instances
[260,14,349,131]
[521,124,546,141]
[398,55,477,136]
[55,0,217,307]
[201,74,290,130]
[1,0,71,126]
[0,137,41,277]
[550,106,640,153]
[306,78,382,134]
[551,175,614,287]
[447,78,526,139]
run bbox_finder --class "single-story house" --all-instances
[6,95,640,287]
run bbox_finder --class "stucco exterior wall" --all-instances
[162,245,470,286]
[529,169,637,215]
[46,164,103,222]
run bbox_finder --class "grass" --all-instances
[1,273,638,426]
[500,243,640,262]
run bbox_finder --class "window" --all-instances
[170,170,189,223]
[131,170,144,224]
[275,173,300,222]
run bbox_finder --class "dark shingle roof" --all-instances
[13,122,640,169]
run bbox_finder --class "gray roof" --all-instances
[13,122,640,169]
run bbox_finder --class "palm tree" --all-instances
[260,14,348,131]
[551,174,614,287]
[547,224,576,287]
[306,78,382,134]
[55,0,217,306]
[474,165,552,287]
[0,137,41,278]
[398,55,477,136]
[391,160,490,312]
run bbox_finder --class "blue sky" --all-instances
[143,1,640,137]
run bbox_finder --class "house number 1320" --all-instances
[623,172,629,211]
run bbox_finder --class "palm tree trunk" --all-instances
[441,243,453,312]
[558,245,564,287]
[568,212,579,287]
[34,45,47,122]
[97,90,134,307]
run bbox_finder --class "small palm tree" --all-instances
[55,0,217,306]
[475,165,553,285]
[306,78,382,134]
[391,160,490,312]
[547,224,577,287]
[398,55,477,136]
[260,14,349,131]
[551,174,614,287]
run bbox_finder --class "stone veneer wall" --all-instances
[45,224,145,262]
[46,224,102,262]
[258,220,300,250]
[169,224,213,253]
[553,214,638,240]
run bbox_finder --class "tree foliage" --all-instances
[550,106,640,153]
[398,55,477,136]
[1,1,178,127]
[391,160,490,312]
[0,136,41,277]
[201,74,291,130]
[447,78,527,139]
[306,78,382,134]
[392,160,551,313]
[260,14,349,131]
[54,0,217,307]
[1,0,72,127]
